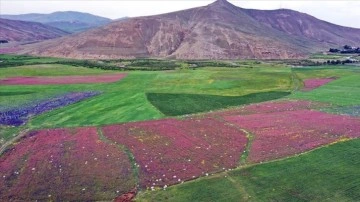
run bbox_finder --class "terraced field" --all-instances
[1,55,360,201]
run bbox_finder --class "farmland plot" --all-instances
[0,127,135,201]
[102,117,248,188]
[224,109,360,163]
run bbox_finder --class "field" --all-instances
[1,54,360,201]
[0,127,135,201]
[137,138,360,202]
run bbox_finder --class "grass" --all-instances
[1,62,358,133]
[147,91,290,116]
[137,138,360,202]
[1,64,295,129]
[309,53,345,60]
[291,74,360,106]
[0,64,112,78]
[1,57,360,201]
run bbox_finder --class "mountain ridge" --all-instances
[0,11,112,33]
[0,18,69,42]
[16,0,360,59]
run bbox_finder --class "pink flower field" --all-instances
[0,73,127,85]
[302,78,335,91]
[209,100,328,117]
[224,110,360,163]
[2,99,360,200]
[0,127,135,201]
[102,117,248,188]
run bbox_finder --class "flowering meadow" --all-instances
[209,100,328,117]
[224,109,360,163]
[0,73,127,85]
[1,100,360,200]
[0,127,135,201]
[302,78,335,91]
[0,91,100,126]
[102,117,248,189]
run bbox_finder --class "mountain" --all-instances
[0,18,69,42]
[18,0,360,59]
[245,9,360,46]
[0,11,112,33]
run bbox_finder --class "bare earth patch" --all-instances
[0,73,127,85]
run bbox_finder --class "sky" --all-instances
[1,0,360,28]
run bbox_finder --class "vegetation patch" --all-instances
[146,91,290,116]
[102,117,247,189]
[0,91,34,96]
[0,73,126,85]
[224,109,360,163]
[327,105,360,117]
[291,74,360,106]
[137,139,360,202]
[302,78,336,91]
[0,91,100,126]
[0,127,135,201]
[208,100,328,117]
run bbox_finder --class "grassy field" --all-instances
[0,64,111,78]
[137,139,360,202]
[1,64,295,129]
[147,91,290,116]
[309,53,345,60]
[290,70,360,106]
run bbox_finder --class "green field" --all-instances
[1,63,295,129]
[0,64,111,78]
[1,55,360,201]
[291,66,360,106]
[147,91,290,116]
[137,139,360,202]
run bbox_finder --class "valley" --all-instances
[1,0,360,201]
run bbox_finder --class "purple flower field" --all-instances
[0,91,100,126]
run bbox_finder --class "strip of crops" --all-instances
[0,91,100,126]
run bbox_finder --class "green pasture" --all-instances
[137,139,360,202]
[147,91,290,116]
[1,64,294,129]
[0,64,111,78]
[309,53,345,60]
[290,66,360,106]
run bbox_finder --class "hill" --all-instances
[0,18,69,42]
[0,11,112,33]
[18,0,360,59]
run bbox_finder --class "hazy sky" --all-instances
[1,0,360,28]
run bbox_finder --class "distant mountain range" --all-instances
[7,0,360,59]
[0,18,68,42]
[1,11,112,33]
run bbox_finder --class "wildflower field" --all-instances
[1,55,360,201]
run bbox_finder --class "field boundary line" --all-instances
[235,137,358,171]
[97,127,140,189]
[0,128,29,155]
[213,115,254,166]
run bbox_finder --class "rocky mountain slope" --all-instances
[0,18,69,42]
[1,11,112,33]
[18,0,360,59]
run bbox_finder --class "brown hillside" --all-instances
[19,0,360,59]
[0,18,69,42]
